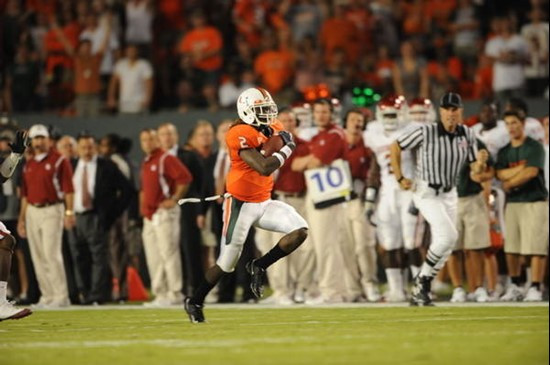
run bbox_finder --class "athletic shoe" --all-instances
[473,287,489,303]
[0,300,32,321]
[450,287,467,303]
[365,282,382,302]
[246,260,266,299]
[500,284,523,302]
[143,297,172,308]
[523,286,543,302]
[184,298,205,323]
[385,291,407,303]
[305,295,344,305]
[410,276,434,307]
[293,288,305,304]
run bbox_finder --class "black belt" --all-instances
[428,184,453,195]
[30,201,62,208]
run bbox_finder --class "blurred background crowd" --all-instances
[0,0,548,117]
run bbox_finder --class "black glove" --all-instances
[9,130,29,154]
[258,125,274,138]
[279,130,294,146]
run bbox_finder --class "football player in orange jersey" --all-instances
[184,88,309,323]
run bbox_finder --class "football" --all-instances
[260,134,284,156]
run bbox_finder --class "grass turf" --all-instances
[1,305,548,365]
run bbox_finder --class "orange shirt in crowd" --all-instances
[233,0,270,49]
[320,17,358,64]
[225,120,284,203]
[158,0,185,30]
[474,65,493,99]
[43,22,81,76]
[27,0,57,17]
[346,7,373,54]
[254,49,293,94]
[74,54,102,94]
[425,0,457,26]
[178,26,223,71]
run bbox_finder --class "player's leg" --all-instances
[255,228,291,303]
[249,200,308,298]
[185,197,259,322]
[0,222,32,321]
[378,199,405,302]
[401,191,422,291]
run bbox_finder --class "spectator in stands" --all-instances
[521,6,549,97]
[320,1,359,65]
[80,12,120,94]
[18,124,74,308]
[374,46,395,96]
[3,45,41,113]
[177,10,223,111]
[449,0,480,66]
[393,40,430,99]
[139,129,192,306]
[108,44,153,114]
[287,0,322,44]
[496,110,548,302]
[218,65,255,109]
[67,133,132,305]
[124,0,154,57]
[254,30,294,100]
[1,0,25,69]
[485,15,530,101]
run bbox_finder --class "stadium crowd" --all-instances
[0,0,548,307]
[0,0,549,115]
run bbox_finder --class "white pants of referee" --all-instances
[26,203,69,305]
[142,206,183,303]
[412,181,458,277]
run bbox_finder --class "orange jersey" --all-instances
[225,120,284,202]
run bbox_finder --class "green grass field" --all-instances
[1,304,548,365]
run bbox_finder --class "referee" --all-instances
[390,92,490,306]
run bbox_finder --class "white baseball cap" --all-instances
[28,124,50,138]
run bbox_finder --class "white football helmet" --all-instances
[237,87,278,127]
[376,95,406,131]
[408,97,435,124]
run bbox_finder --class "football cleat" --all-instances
[410,276,434,307]
[184,298,205,323]
[246,260,266,299]
[0,300,32,322]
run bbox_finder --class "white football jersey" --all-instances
[472,120,509,159]
[364,121,416,192]
[525,117,545,144]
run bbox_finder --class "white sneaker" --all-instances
[473,287,489,303]
[293,288,305,304]
[365,282,381,302]
[305,295,344,305]
[523,286,543,302]
[143,297,172,308]
[450,287,467,303]
[276,296,295,306]
[385,291,407,303]
[500,284,523,302]
[48,299,70,308]
[432,279,451,293]
[31,297,51,309]
[0,300,32,321]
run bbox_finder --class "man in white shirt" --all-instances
[107,44,153,114]
[485,16,529,101]
[521,7,549,97]
[80,12,119,81]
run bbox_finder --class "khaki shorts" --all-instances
[456,193,491,250]
[505,201,549,256]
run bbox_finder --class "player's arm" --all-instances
[1,130,28,184]
[240,147,292,177]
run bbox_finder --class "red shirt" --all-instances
[274,136,307,193]
[345,137,372,181]
[141,148,192,219]
[22,149,74,205]
[309,124,347,165]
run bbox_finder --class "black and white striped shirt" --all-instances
[397,122,478,188]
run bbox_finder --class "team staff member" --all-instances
[140,129,192,306]
[342,109,379,302]
[496,110,548,302]
[292,99,350,303]
[391,92,489,306]
[18,124,75,307]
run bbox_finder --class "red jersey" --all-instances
[225,120,284,202]
[308,124,347,165]
[141,148,192,219]
[345,137,372,181]
[22,149,74,205]
[274,136,307,193]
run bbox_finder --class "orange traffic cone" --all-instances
[127,266,149,301]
